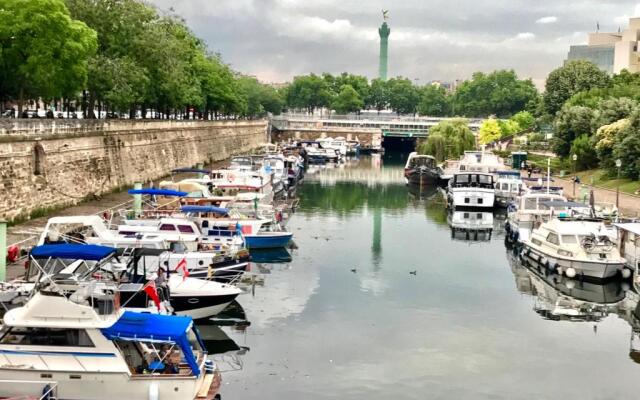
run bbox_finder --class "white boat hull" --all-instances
[451,188,495,208]
[523,246,625,280]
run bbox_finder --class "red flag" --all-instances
[175,257,189,279]
[143,280,161,310]
[241,225,252,234]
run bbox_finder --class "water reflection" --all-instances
[448,211,494,242]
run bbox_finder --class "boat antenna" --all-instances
[546,158,550,195]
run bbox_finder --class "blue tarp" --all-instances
[181,205,229,214]
[31,244,116,261]
[127,189,188,197]
[497,171,521,177]
[101,311,201,376]
[171,168,211,174]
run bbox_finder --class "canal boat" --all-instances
[436,159,459,184]
[494,171,524,207]
[521,217,629,280]
[0,296,220,399]
[505,194,585,244]
[404,152,438,185]
[447,172,496,209]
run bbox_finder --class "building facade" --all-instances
[566,17,640,74]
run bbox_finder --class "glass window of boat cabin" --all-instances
[561,235,578,244]
[1,327,95,347]
[546,232,560,245]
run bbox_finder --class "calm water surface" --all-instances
[200,154,640,400]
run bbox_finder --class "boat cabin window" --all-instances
[561,235,578,244]
[0,327,94,347]
[455,174,470,184]
[546,232,560,245]
[177,225,195,234]
[159,224,176,232]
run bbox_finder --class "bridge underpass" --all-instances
[381,129,428,152]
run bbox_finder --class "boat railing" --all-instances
[0,380,58,399]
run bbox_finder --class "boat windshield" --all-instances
[410,157,435,168]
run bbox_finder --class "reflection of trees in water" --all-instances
[423,191,448,226]
[298,182,410,214]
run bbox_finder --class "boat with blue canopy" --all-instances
[127,188,188,197]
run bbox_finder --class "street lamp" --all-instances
[616,158,622,210]
[572,154,578,197]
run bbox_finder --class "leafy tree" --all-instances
[510,111,535,131]
[595,119,629,171]
[451,70,538,118]
[387,77,419,115]
[543,60,610,116]
[0,0,97,113]
[417,119,475,162]
[367,78,389,113]
[331,84,364,114]
[498,119,521,138]
[592,97,638,129]
[287,74,332,114]
[417,85,449,116]
[478,118,502,144]
[553,105,595,157]
[570,134,598,170]
[612,110,640,179]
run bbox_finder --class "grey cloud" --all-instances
[149,0,640,83]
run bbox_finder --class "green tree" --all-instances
[331,84,364,114]
[387,77,420,115]
[287,74,332,114]
[451,70,538,118]
[594,119,628,171]
[570,134,598,170]
[552,105,595,157]
[510,111,535,131]
[417,119,475,162]
[612,110,640,179]
[592,97,638,129]
[367,78,389,113]
[0,0,97,113]
[417,85,450,116]
[478,118,502,144]
[543,60,610,116]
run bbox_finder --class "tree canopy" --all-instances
[544,60,610,116]
[417,119,476,162]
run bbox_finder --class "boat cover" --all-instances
[31,244,116,261]
[171,168,211,174]
[127,188,188,197]
[540,201,587,208]
[181,205,229,214]
[497,171,521,177]
[101,311,203,376]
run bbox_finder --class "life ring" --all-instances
[227,173,236,183]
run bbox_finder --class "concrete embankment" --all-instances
[0,119,267,224]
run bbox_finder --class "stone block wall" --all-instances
[0,120,267,222]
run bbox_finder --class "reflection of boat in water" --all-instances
[509,250,627,322]
[250,247,293,263]
[205,300,250,329]
[448,211,493,242]
[195,324,247,356]
[407,183,438,200]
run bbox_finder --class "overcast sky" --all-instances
[149,0,640,86]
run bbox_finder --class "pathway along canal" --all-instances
[202,154,640,400]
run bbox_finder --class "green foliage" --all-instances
[592,97,638,129]
[367,78,388,112]
[0,0,97,108]
[570,134,598,170]
[611,110,640,179]
[478,119,502,144]
[451,70,538,118]
[287,74,332,114]
[594,119,628,171]
[387,77,420,115]
[417,119,475,162]
[544,60,610,115]
[510,111,535,131]
[417,85,450,117]
[553,105,595,157]
[331,84,364,115]
[498,119,521,138]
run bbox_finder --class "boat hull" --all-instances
[244,233,293,249]
[522,246,625,280]
[171,293,238,320]
[405,169,438,185]
[450,188,495,208]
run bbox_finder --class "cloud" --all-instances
[536,16,558,24]
[514,32,536,40]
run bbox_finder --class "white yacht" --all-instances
[616,223,640,270]
[0,294,220,399]
[494,171,524,207]
[505,194,586,244]
[448,172,496,208]
[522,218,629,280]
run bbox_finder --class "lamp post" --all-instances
[616,158,622,210]
[572,154,578,197]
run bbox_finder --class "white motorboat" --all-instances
[494,171,524,207]
[448,172,496,208]
[505,195,588,244]
[616,223,640,270]
[521,217,630,280]
[262,155,287,193]
[0,293,220,399]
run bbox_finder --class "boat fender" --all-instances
[566,267,577,278]
[622,268,632,279]
[148,382,159,400]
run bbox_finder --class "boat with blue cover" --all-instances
[0,266,221,399]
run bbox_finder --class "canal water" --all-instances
[202,154,640,400]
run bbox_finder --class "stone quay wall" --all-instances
[0,119,267,222]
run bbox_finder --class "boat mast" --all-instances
[546,158,550,195]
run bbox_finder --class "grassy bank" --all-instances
[573,169,640,196]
